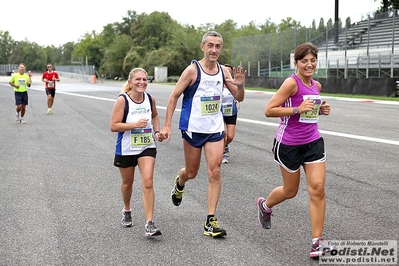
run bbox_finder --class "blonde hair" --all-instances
[121,67,148,93]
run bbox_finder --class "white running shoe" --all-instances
[222,153,228,164]
[145,220,162,237]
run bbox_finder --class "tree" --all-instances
[130,11,175,51]
[100,34,133,78]
[115,10,139,36]
[73,31,104,68]
[59,42,75,65]
[99,23,119,48]
[8,41,46,70]
[0,30,16,64]
[278,18,302,32]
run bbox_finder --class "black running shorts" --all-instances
[272,137,325,173]
[114,148,157,168]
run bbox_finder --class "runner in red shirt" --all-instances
[41,63,60,115]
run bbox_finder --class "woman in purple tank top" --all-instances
[255,42,334,259]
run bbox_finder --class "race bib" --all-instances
[130,128,153,148]
[200,94,220,116]
[48,81,55,88]
[17,79,26,89]
[222,103,233,116]
[299,95,322,123]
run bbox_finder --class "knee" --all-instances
[226,134,234,143]
[309,183,325,199]
[142,178,154,190]
[208,168,221,181]
[121,181,133,189]
[183,169,198,180]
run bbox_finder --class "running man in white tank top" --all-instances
[160,31,246,237]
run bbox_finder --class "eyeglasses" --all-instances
[47,66,52,68]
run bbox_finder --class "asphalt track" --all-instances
[0,74,398,266]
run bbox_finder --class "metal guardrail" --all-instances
[0,64,95,76]
[55,65,95,76]
[0,64,18,74]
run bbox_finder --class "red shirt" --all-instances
[42,71,59,89]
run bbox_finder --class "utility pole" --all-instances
[334,0,339,44]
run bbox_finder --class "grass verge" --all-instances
[248,88,399,102]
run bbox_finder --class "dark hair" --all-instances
[224,64,233,72]
[294,42,318,62]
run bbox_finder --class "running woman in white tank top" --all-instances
[110,68,163,237]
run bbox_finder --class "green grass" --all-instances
[248,88,399,102]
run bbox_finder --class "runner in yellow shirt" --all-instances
[9,63,31,124]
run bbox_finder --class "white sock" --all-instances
[313,237,321,244]
[262,201,272,211]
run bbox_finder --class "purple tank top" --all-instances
[275,74,321,145]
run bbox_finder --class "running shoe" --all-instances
[203,217,227,237]
[171,175,184,206]
[145,220,162,237]
[121,210,132,228]
[256,197,273,229]
[15,112,19,121]
[224,146,230,157]
[222,153,228,164]
[46,109,52,115]
[310,238,335,258]
[20,118,26,124]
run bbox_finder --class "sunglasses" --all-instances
[47,66,52,68]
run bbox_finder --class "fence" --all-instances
[231,9,399,78]
[55,65,95,76]
[0,64,18,75]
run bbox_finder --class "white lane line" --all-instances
[31,88,399,146]
[238,118,399,146]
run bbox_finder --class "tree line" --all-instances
[0,1,394,79]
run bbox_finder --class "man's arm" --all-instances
[161,64,195,141]
[53,72,60,82]
[9,77,17,88]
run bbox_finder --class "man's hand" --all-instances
[225,66,246,88]
[160,125,171,142]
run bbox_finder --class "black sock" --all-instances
[207,215,215,223]
[176,177,184,190]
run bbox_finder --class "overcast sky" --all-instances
[1,0,380,47]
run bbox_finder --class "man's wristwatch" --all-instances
[293,107,299,114]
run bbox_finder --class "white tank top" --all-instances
[115,92,156,155]
[178,60,224,133]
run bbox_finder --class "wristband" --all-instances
[154,131,160,135]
